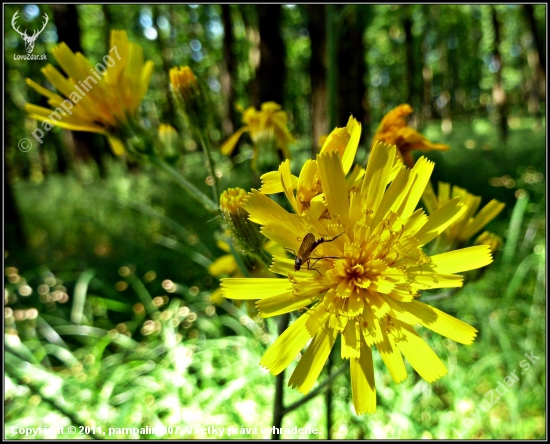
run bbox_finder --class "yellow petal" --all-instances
[415,197,466,246]
[381,295,477,345]
[279,160,299,213]
[305,303,330,336]
[261,311,314,374]
[288,324,336,394]
[243,190,305,234]
[257,291,320,317]
[391,319,448,382]
[350,339,376,415]
[406,300,478,345]
[361,304,383,345]
[460,200,506,241]
[317,151,350,229]
[259,171,283,194]
[342,116,361,174]
[425,245,493,274]
[220,126,249,155]
[399,157,435,219]
[221,278,292,300]
[361,141,396,223]
[407,272,463,289]
[421,181,438,215]
[372,166,410,226]
[208,254,237,277]
[107,136,126,156]
[341,319,360,359]
[375,329,408,383]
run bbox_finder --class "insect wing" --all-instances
[298,233,316,259]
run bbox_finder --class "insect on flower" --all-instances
[286,232,344,275]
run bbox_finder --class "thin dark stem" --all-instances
[150,155,218,213]
[271,313,290,440]
[421,288,458,302]
[197,131,220,205]
[282,361,349,416]
[325,348,334,439]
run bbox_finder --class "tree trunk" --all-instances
[403,6,415,108]
[220,5,238,136]
[491,6,508,141]
[421,6,434,120]
[337,6,367,142]
[250,5,285,107]
[52,4,106,175]
[523,4,545,77]
[307,5,328,153]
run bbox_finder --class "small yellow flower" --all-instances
[25,30,154,155]
[422,181,505,248]
[220,102,294,167]
[373,104,449,168]
[222,136,494,415]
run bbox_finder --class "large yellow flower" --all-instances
[422,181,505,249]
[220,102,294,166]
[221,140,493,415]
[25,30,154,155]
[373,104,449,168]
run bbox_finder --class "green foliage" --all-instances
[4,4,546,440]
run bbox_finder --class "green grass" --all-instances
[5,116,546,439]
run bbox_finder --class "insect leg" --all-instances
[304,259,323,277]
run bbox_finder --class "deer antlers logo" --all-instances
[12,10,49,54]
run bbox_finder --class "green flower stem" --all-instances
[282,361,349,416]
[150,155,218,213]
[272,313,290,440]
[197,130,220,205]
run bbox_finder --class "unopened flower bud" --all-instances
[158,124,179,160]
[220,188,270,264]
[169,66,207,130]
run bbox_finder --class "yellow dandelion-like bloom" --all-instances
[220,102,295,166]
[422,181,505,249]
[258,116,401,214]
[373,104,449,168]
[221,139,494,415]
[25,30,154,155]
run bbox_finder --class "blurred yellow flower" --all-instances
[25,30,154,155]
[169,66,198,98]
[474,231,502,254]
[220,102,294,167]
[373,104,449,168]
[222,140,493,415]
[158,124,179,159]
[422,181,505,248]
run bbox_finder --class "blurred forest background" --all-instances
[4,4,546,440]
